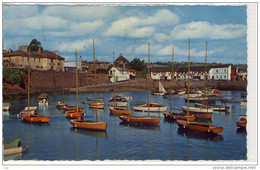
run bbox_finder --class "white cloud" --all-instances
[103,9,179,38]
[154,33,169,42]
[170,21,247,40]
[57,39,94,52]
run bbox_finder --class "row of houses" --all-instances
[3,45,247,82]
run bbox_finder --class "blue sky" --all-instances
[3,4,247,64]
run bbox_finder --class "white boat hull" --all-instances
[108,101,127,107]
[181,106,213,113]
[133,105,167,112]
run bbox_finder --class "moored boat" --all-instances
[194,102,230,111]
[70,119,107,131]
[181,105,213,114]
[56,102,67,109]
[152,81,167,96]
[3,139,23,156]
[88,102,105,109]
[109,107,131,115]
[108,97,128,107]
[134,103,167,112]
[184,96,208,102]
[19,106,38,115]
[236,115,247,128]
[65,111,83,119]
[63,105,83,112]
[119,115,160,125]
[3,103,11,111]
[22,114,51,123]
[163,112,195,121]
[177,120,224,134]
[37,93,49,105]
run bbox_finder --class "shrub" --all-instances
[3,68,22,85]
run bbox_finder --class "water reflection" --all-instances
[22,121,51,127]
[119,122,160,131]
[236,128,247,134]
[177,128,224,142]
[70,127,108,139]
[89,108,105,114]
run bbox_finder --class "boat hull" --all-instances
[64,106,83,112]
[56,103,67,109]
[109,107,132,115]
[86,97,104,101]
[194,103,230,111]
[70,119,107,131]
[163,112,195,121]
[182,106,213,114]
[22,114,51,123]
[119,115,160,125]
[108,101,127,107]
[133,103,167,112]
[177,120,224,134]
[65,111,83,119]
[88,103,105,109]
[236,121,247,128]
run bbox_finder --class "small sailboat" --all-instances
[236,115,247,128]
[133,103,167,112]
[109,51,131,115]
[194,102,230,111]
[69,39,107,131]
[88,45,105,109]
[152,81,167,96]
[119,42,160,125]
[65,49,83,119]
[181,105,213,119]
[163,45,195,121]
[37,93,49,105]
[21,47,50,123]
[177,40,223,134]
[109,107,132,115]
[86,97,104,101]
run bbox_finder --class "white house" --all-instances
[109,66,130,82]
[208,65,235,81]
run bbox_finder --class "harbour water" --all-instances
[3,91,247,161]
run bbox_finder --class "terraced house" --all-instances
[3,45,65,71]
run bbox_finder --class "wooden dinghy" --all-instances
[194,102,230,111]
[88,102,105,109]
[119,115,160,125]
[109,107,132,115]
[65,111,83,119]
[185,96,208,102]
[177,120,224,134]
[163,112,195,121]
[70,119,107,131]
[236,115,247,128]
[22,114,51,123]
[133,103,167,112]
[86,97,104,101]
[3,139,23,156]
[63,105,83,112]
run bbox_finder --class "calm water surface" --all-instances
[3,91,247,161]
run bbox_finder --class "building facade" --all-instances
[115,53,129,67]
[3,46,65,71]
[109,66,130,82]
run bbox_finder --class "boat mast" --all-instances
[170,46,174,113]
[148,42,151,116]
[75,48,79,112]
[93,39,98,121]
[113,51,116,106]
[204,42,208,110]
[27,47,31,114]
[187,38,191,117]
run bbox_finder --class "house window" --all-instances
[220,75,222,79]
[224,75,226,79]
[216,70,218,73]
[224,69,226,72]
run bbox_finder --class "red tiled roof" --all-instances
[3,50,65,60]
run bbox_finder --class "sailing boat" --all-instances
[65,49,83,119]
[21,47,51,123]
[88,41,105,109]
[70,39,107,131]
[119,42,160,125]
[177,39,224,134]
[163,46,195,121]
[152,81,167,96]
[181,41,213,119]
[109,51,132,115]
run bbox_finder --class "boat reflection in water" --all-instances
[89,108,105,114]
[177,128,224,142]
[70,127,108,139]
[119,122,160,131]
[236,128,247,134]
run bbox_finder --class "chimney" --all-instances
[120,53,123,57]
[55,50,59,56]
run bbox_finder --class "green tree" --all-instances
[129,58,148,78]
[3,68,22,85]
[29,39,42,51]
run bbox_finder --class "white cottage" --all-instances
[208,65,235,81]
[109,66,130,82]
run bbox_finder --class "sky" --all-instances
[3,3,247,64]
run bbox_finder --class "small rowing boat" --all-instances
[22,114,51,123]
[163,112,195,121]
[133,103,167,112]
[88,102,105,109]
[70,119,107,131]
[119,115,160,125]
[236,115,247,128]
[109,107,131,115]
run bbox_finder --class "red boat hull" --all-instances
[22,114,51,123]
